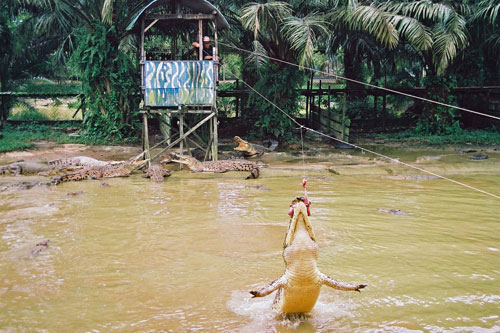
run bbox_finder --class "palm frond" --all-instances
[431,13,469,75]
[244,40,268,69]
[330,4,398,49]
[471,0,500,25]
[240,1,292,39]
[281,13,329,66]
[118,33,137,54]
[101,0,115,25]
[484,33,500,57]
[397,0,454,22]
[390,14,432,51]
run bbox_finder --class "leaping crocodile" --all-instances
[250,198,366,315]
[167,153,265,179]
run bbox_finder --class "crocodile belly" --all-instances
[273,283,321,314]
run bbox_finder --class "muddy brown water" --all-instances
[0,146,499,331]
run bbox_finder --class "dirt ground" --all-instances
[0,141,143,165]
[1,137,499,165]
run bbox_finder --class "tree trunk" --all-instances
[343,48,365,101]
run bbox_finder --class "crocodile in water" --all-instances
[52,162,142,185]
[250,197,366,315]
[168,153,265,179]
[143,164,171,183]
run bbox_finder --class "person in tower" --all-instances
[192,36,219,60]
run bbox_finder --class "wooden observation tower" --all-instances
[127,0,229,164]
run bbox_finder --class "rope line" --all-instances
[225,68,500,201]
[219,42,500,122]
[300,126,306,179]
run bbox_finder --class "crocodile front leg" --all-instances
[246,168,260,179]
[11,165,22,176]
[319,272,367,292]
[250,276,286,298]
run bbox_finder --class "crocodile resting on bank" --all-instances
[1,161,56,176]
[1,156,123,176]
[234,136,278,158]
[250,198,366,315]
[168,153,265,179]
[52,161,145,185]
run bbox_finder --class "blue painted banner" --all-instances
[144,60,215,106]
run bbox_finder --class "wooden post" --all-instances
[305,79,310,123]
[172,34,177,60]
[143,112,151,167]
[208,116,213,160]
[328,85,331,111]
[214,20,219,83]
[328,85,332,131]
[310,90,315,127]
[309,72,314,125]
[179,108,184,169]
[159,113,171,145]
[132,113,216,172]
[198,20,203,60]
[235,79,239,118]
[204,137,213,161]
[342,92,347,141]
[319,79,322,114]
[212,113,218,160]
[140,17,145,96]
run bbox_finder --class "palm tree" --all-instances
[29,0,151,138]
[470,0,500,84]
[235,1,331,139]
[0,0,61,127]
[240,1,329,67]
[382,0,469,76]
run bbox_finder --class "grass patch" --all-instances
[16,80,81,95]
[366,129,500,145]
[0,122,139,153]
[8,107,51,121]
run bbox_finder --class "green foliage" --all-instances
[246,64,304,141]
[0,122,138,152]
[8,106,51,121]
[416,75,460,135]
[70,24,140,140]
[16,81,81,94]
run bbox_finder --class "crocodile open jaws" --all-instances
[250,198,366,315]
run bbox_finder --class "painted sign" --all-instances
[144,60,214,106]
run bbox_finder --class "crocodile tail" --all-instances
[52,172,84,185]
[52,173,74,185]
[52,176,62,185]
[246,168,260,179]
